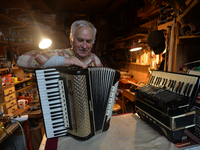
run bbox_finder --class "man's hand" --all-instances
[115,89,123,100]
[64,57,87,68]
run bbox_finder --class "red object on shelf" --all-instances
[17,96,32,104]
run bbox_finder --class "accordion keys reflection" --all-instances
[35,67,120,140]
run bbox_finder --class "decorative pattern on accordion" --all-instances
[60,72,91,137]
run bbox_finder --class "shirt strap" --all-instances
[67,49,75,57]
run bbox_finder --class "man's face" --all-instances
[71,26,94,61]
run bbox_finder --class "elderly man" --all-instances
[17,20,102,70]
[17,20,122,98]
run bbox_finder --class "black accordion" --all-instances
[35,67,120,140]
[135,70,200,143]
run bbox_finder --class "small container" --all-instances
[0,122,4,136]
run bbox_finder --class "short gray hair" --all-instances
[70,20,97,44]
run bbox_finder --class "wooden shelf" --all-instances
[109,34,148,44]
[158,20,174,30]
[2,78,34,90]
[121,62,150,66]
[179,35,200,39]
[15,83,36,93]
[0,68,9,72]
[0,40,37,47]
[107,46,131,51]
[0,14,26,27]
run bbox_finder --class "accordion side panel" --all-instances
[60,73,92,138]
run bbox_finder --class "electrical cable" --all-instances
[27,119,41,145]
[4,130,17,150]
[11,120,27,150]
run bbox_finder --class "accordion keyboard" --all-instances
[148,71,198,97]
[36,68,68,138]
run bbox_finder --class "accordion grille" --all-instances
[60,73,91,137]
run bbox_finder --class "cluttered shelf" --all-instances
[0,14,26,27]
[0,40,38,47]
[15,83,36,93]
[2,78,35,90]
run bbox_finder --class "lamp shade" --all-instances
[130,41,142,52]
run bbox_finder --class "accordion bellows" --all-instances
[35,67,120,140]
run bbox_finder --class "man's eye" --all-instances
[78,39,83,42]
[86,40,92,44]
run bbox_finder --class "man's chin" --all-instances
[78,52,88,57]
[78,53,87,59]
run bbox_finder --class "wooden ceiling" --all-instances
[44,0,133,14]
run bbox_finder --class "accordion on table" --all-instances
[35,66,120,140]
[135,70,200,143]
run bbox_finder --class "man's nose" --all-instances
[81,41,87,48]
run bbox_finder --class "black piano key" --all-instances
[172,81,177,91]
[51,113,63,118]
[48,94,60,98]
[154,77,159,86]
[46,86,59,90]
[170,80,174,88]
[53,124,65,129]
[52,121,64,125]
[50,106,62,110]
[46,82,58,86]
[167,80,172,88]
[151,76,155,84]
[187,84,193,96]
[148,76,153,84]
[175,81,181,93]
[48,98,61,102]
[51,116,64,121]
[47,91,60,95]
[49,102,61,106]
[44,73,60,77]
[183,83,190,95]
[54,129,67,133]
[178,82,184,93]
[162,78,165,85]
[45,77,59,81]
[163,79,168,87]
[44,70,58,73]
[158,77,162,85]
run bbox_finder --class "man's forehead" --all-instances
[75,27,94,40]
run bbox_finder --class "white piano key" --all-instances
[48,96,61,100]
[46,87,60,93]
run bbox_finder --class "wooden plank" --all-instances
[13,105,30,115]
[0,14,26,27]
[168,19,176,72]
[177,0,199,22]
[109,34,148,44]
[158,20,173,30]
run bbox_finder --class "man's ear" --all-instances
[70,39,73,46]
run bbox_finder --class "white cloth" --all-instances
[43,56,65,67]
[57,113,179,150]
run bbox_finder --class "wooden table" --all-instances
[120,88,135,113]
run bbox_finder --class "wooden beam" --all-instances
[177,0,199,23]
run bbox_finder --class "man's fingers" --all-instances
[115,89,123,100]
[64,57,87,68]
